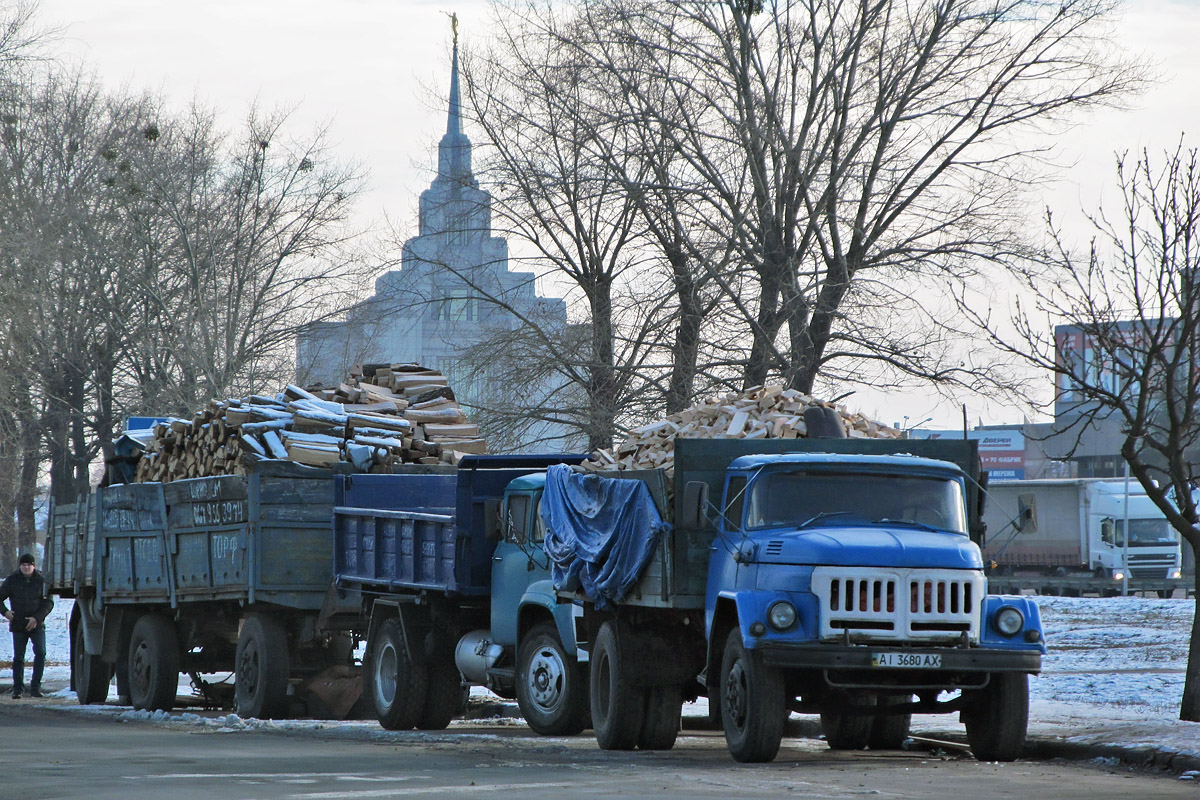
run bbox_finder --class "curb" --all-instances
[1023,737,1200,776]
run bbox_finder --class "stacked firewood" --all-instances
[132,364,487,482]
[580,384,900,477]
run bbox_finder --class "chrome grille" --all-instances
[813,567,984,643]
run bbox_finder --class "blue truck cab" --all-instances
[703,452,1044,761]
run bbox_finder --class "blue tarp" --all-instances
[541,464,671,609]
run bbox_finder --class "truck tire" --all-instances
[721,628,786,763]
[821,695,874,750]
[638,684,682,750]
[127,613,180,712]
[371,618,428,730]
[517,623,589,736]
[868,695,912,749]
[72,618,112,705]
[235,614,291,719]
[590,620,645,750]
[963,672,1028,762]
[417,651,461,731]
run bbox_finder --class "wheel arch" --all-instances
[707,596,740,695]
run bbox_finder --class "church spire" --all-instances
[437,13,472,184]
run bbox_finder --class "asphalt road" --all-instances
[2,701,1197,800]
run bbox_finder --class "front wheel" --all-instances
[517,623,588,736]
[721,629,786,763]
[127,614,180,712]
[370,619,428,730]
[235,614,291,719]
[963,672,1028,762]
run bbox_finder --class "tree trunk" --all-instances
[16,426,39,558]
[1181,543,1200,721]
[665,253,701,415]
[587,280,617,453]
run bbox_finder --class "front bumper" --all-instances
[757,642,1041,673]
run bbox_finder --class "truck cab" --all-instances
[702,452,1045,762]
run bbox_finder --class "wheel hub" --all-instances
[528,647,566,711]
[724,660,748,726]
[375,642,398,706]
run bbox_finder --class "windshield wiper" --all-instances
[797,511,856,530]
[875,518,941,533]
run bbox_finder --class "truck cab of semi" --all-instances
[698,451,1046,761]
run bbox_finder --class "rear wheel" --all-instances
[821,695,874,750]
[517,623,589,736]
[963,672,1028,762]
[638,684,682,750]
[127,614,180,712]
[417,649,461,731]
[590,620,645,750]
[235,614,291,719]
[721,629,786,763]
[370,619,428,730]
[868,695,912,750]
[72,618,112,705]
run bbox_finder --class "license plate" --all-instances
[871,651,942,669]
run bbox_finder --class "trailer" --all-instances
[46,461,359,717]
[982,479,1183,595]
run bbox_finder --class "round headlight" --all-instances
[767,601,797,630]
[994,606,1024,637]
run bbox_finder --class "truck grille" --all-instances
[812,567,984,643]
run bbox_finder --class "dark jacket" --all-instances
[0,569,53,633]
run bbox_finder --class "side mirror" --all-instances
[1100,518,1116,545]
[1016,494,1037,534]
[680,481,710,529]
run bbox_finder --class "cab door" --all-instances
[490,491,551,647]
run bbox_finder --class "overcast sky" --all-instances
[33,0,1200,430]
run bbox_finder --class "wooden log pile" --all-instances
[581,384,901,477]
[133,363,487,482]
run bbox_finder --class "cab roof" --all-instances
[728,452,966,476]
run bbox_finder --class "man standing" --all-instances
[0,554,53,699]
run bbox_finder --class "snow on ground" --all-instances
[2,595,1197,760]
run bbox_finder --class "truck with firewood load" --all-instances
[542,428,1047,763]
[46,460,364,718]
[330,454,593,735]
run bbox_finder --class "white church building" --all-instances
[297,39,573,451]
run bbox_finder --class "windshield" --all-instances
[743,469,969,534]
[1112,518,1176,546]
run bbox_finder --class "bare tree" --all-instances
[985,145,1200,721]
[461,20,681,451]
[478,0,1143,424]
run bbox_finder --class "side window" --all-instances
[531,498,547,544]
[507,494,530,544]
[725,476,747,529]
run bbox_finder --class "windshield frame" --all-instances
[739,466,970,536]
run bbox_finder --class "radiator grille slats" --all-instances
[813,567,984,643]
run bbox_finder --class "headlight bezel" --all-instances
[993,605,1024,637]
[767,600,797,631]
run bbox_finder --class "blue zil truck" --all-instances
[544,436,1046,762]
[331,454,591,734]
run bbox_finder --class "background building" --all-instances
[297,43,573,451]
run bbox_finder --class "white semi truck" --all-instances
[982,479,1182,590]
